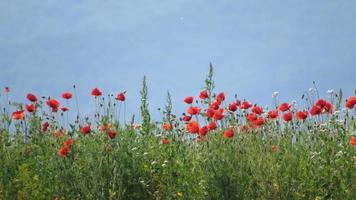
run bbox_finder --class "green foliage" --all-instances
[140,75,151,135]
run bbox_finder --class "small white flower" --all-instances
[327,89,334,94]
[272,92,279,98]
[151,161,157,165]
[164,160,168,164]
[143,152,148,156]
[309,88,315,93]
[162,164,167,167]
[131,147,137,151]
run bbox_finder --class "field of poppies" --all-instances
[0,66,355,199]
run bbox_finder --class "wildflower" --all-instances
[61,107,69,112]
[253,118,265,126]
[279,103,291,112]
[80,125,91,135]
[186,120,199,134]
[107,130,117,139]
[216,92,225,102]
[310,105,322,116]
[26,93,37,102]
[91,87,102,97]
[161,138,170,145]
[228,103,238,112]
[116,91,126,101]
[271,145,278,152]
[42,122,49,132]
[239,125,250,133]
[209,100,221,110]
[252,106,263,115]
[272,92,279,98]
[240,101,252,110]
[223,128,234,138]
[350,137,356,146]
[184,96,194,104]
[283,111,293,122]
[213,108,224,120]
[12,110,25,120]
[4,87,10,93]
[25,104,35,113]
[206,108,215,118]
[62,92,72,99]
[296,111,308,121]
[187,106,201,115]
[346,96,356,109]
[327,89,334,94]
[63,138,74,148]
[199,90,208,99]
[53,130,65,138]
[247,113,257,122]
[58,146,69,157]
[182,115,192,122]
[268,110,279,119]
[162,123,172,131]
[46,98,60,112]
[315,99,333,114]
[199,126,209,137]
[208,121,217,130]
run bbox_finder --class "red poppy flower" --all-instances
[247,113,257,122]
[4,87,10,93]
[61,107,69,112]
[116,91,126,102]
[216,92,225,103]
[53,130,65,138]
[235,99,241,106]
[283,111,293,122]
[350,137,356,146]
[99,123,112,131]
[161,138,170,145]
[310,105,322,116]
[162,123,172,131]
[314,99,333,114]
[240,101,252,110]
[208,121,217,130]
[268,110,279,119]
[213,108,224,120]
[26,93,37,102]
[252,106,263,115]
[91,87,102,97]
[26,104,35,113]
[296,111,308,121]
[42,122,49,132]
[346,96,356,109]
[187,106,201,115]
[271,145,278,152]
[182,115,192,122]
[199,90,209,99]
[46,98,60,110]
[12,110,25,120]
[80,125,91,135]
[64,138,74,148]
[58,146,69,157]
[279,103,291,112]
[224,128,234,138]
[228,103,238,112]
[62,92,72,99]
[186,120,200,134]
[209,100,221,110]
[184,96,194,104]
[206,108,215,118]
[199,126,209,137]
[107,130,117,139]
[253,118,265,126]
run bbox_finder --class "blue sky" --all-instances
[0,0,355,121]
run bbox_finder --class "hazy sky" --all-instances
[1,0,355,121]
